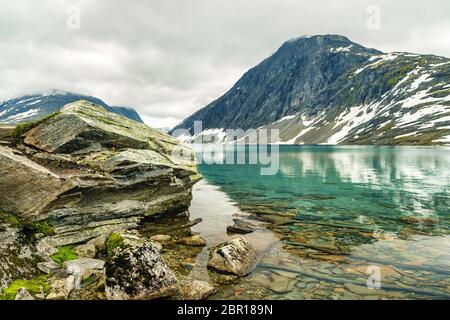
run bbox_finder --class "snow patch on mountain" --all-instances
[5,108,40,122]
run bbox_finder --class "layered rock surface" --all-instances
[0,100,200,248]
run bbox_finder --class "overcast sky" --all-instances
[1,0,449,127]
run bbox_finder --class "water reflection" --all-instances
[198,145,450,222]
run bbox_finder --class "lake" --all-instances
[187,145,450,299]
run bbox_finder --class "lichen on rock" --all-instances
[207,238,259,277]
[105,242,178,300]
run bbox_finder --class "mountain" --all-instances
[0,91,144,124]
[173,35,450,145]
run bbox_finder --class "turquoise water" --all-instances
[193,145,450,299]
[198,145,450,235]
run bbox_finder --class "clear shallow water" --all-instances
[190,145,450,299]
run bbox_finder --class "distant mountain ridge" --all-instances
[173,35,450,145]
[0,91,144,124]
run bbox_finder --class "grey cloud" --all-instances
[0,0,449,127]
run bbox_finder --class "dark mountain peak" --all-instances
[279,34,381,57]
[173,35,385,133]
[283,34,351,44]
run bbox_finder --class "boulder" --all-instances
[150,234,172,242]
[227,219,255,234]
[46,275,76,300]
[106,230,146,256]
[0,100,200,247]
[36,240,58,257]
[207,238,259,277]
[178,280,217,300]
[74,243,97,258]
[176,235,207,247]
[87,235,108,252]
[37,261,62,275]
[14,288,36,300]
[63,258,105,289]
[105,243,177,300]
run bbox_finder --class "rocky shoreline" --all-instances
[0,101,260,300]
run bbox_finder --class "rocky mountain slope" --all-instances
[173,35,450,145]
[0,91,144,124]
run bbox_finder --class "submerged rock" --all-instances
[150,234,172,242]
[178,280,217,300]
[0,100,200,247]
[176,234,207,247]
[227,219,255,234]
[105,243,177,300]
[207,238,259,277]
[269,274,297,293]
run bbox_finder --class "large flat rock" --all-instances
[0,100,200,245]
[24,100,190,158]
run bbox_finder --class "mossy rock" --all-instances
[0,276,49,300]
[106,233,125,256]
[50,246,78,266]
[0,212,22,226]
[0,212,54,237]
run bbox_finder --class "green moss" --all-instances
[106,233,125,256]
[11,112,60,145]
[0,213,55,241]
[0,276,49,300]
[0,212,22,226]
[50,246,78,266]
[31,221,55,237]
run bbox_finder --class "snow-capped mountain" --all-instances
[0,91,144,124]
[173,35,450,145]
